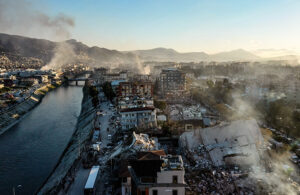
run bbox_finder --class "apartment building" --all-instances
[118,81,153,98]
[159,68,186,93]
[120,107,157,130]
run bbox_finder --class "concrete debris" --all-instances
[168,104,204,121]
[180,119,264,166]
[132,132,159,151]
[185,167,254,194]
[108,132,160,160]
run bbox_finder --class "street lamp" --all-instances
[12,185,22,195]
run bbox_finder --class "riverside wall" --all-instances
[37,84,96,194]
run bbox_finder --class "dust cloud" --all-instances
[0,0,76,70]
[0,0,74,40]
[42,42,76,70]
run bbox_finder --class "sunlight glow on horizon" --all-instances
[6,0,300,54]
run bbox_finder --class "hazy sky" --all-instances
[5,0,300,53]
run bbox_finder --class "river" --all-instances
[0,85,83,194]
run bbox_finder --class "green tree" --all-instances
[102,82,116,101]
[154,100,166,110]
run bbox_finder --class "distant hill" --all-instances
[0,33,55,64]
[129,48,210,62]
[209,49,260,61]
[0,33,136,66]
[3,33,293,68]
[130,48,260,62]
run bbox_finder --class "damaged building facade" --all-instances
[120,152,186,195]
[117,81,153,99]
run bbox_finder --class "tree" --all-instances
[88,85,99,108]
[154,100,166,110]
[102,82,116,101]
[207,80,214,88]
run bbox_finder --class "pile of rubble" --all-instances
[107,132,160,160]
[168,104,205,121]
[132,132,159,151]
[183,144,212,170]
[185,167,255,194]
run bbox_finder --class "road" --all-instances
[66,167,90,195]
[97,101,116,147]
[66,89,117,194]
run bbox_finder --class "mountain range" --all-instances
[0,33,298,67]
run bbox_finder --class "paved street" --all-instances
[67,167,90,195]
[97,101,114,147]
[66,89,117,194]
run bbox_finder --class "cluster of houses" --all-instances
[92,67,191,194]
[0,69,62,110]
[0,69,61,88]
[96,67,190,132]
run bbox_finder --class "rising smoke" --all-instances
[134,54,151,74]
[228,91,300,194]
[0,0,74,40]
[0,0,76,70]
[42,42,76,70]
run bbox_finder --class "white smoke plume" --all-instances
[0,0,76,70]
[249,152,300,194]
[134,54,150,74]
[0,0,74,41]
[42,42,76,70]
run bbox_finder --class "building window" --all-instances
[152,190,158,195]
[172,190,178,195]
[173,175,178,184]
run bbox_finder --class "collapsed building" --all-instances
[179,119,264,167]
[178,119,270,194]
[167,104,217,132]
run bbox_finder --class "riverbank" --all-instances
[37,83,96,194]
[0,83,61,136]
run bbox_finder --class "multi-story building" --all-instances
[118,81,153,99]
[126,155,186,195]
[159,68,186,93]
[118,98,154,110]
[120,107,157,130]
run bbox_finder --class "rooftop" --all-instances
[160,155,184,171]
[120,107,155,113]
